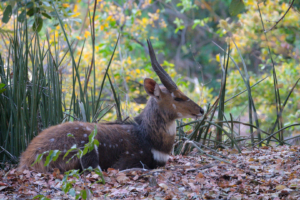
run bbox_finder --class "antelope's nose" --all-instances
[199,107,204,115]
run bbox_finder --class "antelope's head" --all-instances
[144,39,204,120]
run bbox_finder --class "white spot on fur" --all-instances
[81,141,85,144]
[171,93,175,97]
[99,142,102,145]
[116,144,118,147]
[119,139,123,142]
[94,145,99,157]
[49,138,55,142]
[151,149,170,163]
[172,104,176,109]
[74,127,79,130]
[177,112,183,117]
[79,123,84,126]
[83,134,87,137]
[103,143,106,147]
[140,150,143,154]
[131,154,134,157]
[167,121,176,136]
[109,144,111,148]
[85,127,91,131]
[125,151,129,154]
[127,129,130,133]
[187,99,191,101]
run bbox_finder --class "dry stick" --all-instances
[190,139,231,160]
[182,138,231,164]
[0,146,18,162]
[120,168,148,173]
[265,0,295,33]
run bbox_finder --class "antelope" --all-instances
[18,39,204,173]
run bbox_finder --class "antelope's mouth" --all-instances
[192,114,203,120]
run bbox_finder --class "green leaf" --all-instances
[31,151,48,166]
[26,2,34,9]
[42,1,51,7]
[229,0,245,16]
[33,195,51,200]
[44,150,60,166]
[67,133,74,138]
[0,88,6,93]
[63,144,77,160]
[33,17,43,32]
[69,188,76,197]
[81,190,87,200]
[27,7,40,17]
[17,10,27,23]
[42,12,52,19]
[2,5,12,23]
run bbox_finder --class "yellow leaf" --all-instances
[276,185,287,190]
[74,4,78,12]
[84,31,91,38]
[127,57,132,65]
[62,3,69,8]
[107,16,112,21]
[281,3,288,10]
[142,18,148,25]
[216,54,220,63]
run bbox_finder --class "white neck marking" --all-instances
[167,121,176,136]
[151,149,170,163]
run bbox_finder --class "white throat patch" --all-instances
[151,149,170,163]
[167,121,176,136]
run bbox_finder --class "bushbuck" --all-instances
[18,39,204,173]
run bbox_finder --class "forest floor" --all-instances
[0,145,300,200]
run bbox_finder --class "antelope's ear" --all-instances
[144,78,161,99]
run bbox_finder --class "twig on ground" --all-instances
[183,139,231,164]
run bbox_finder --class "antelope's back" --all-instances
[18,121,136,173]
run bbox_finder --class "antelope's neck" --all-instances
[135,97,176,154]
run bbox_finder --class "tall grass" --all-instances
[174,40,300,156]
[0,5,120,164]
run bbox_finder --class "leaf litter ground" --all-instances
[0,145,299,199]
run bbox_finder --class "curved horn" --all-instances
[147,39,177,92]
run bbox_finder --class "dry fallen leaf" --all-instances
[116,174,129,184]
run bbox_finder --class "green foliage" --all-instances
[0,3,120,163]
[2,5,12,23]
[174,18,185,33]
[1,0,80,32]
[0,83,6,94]
[32,126,104,200]
[229,0,245,16]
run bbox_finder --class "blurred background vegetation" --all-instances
[0,0,299,164]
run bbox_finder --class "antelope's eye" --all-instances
[174,97,184,102]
